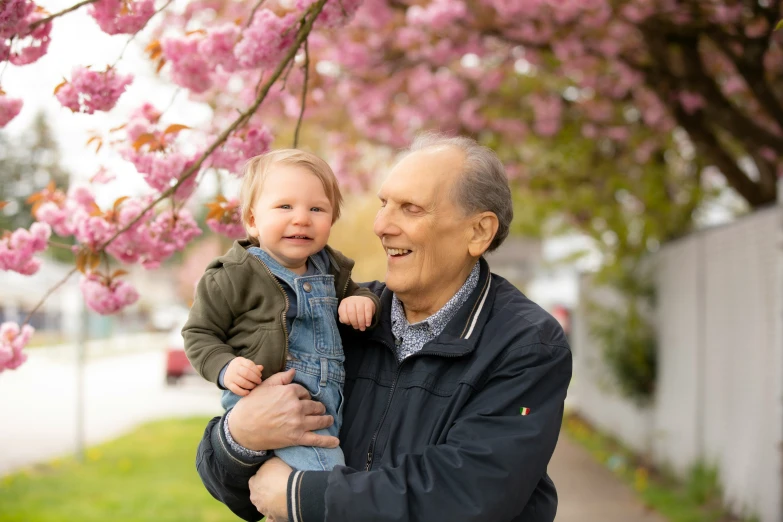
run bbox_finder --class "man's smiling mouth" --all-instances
[386,248,412,257]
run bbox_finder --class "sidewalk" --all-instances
[550,434,668,522]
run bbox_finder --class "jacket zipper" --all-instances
[365,340,399,471]
[364,341,465,471]
[251,256,290,368]
[340,269,351,299]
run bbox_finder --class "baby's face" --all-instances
[245,164,333,274]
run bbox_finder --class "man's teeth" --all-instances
[387,248,411,256]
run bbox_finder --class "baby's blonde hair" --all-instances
[240,149,344,237]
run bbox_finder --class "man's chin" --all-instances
[384,275,411,296]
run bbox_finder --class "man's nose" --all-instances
[373,205,400,238]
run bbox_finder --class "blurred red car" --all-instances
[165,320,195,385]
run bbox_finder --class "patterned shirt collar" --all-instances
[390,261,480,361]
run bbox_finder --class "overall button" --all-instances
[303,282,312,292]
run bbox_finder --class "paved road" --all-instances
[0,346,222,476]
[551,435,668,522]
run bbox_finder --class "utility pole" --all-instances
[778,176,783,522]
[75,299,88,462]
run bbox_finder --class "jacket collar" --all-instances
[368,257,494,358]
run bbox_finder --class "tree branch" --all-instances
[112,0,175,68]
[641,31,770,206]
[245,0,267,28]
[293,39,309,149]
[707,29,783,131]
[29,0,100,30]
[668,36,783,150]
[677,108,768,206]
[23,267,78,325]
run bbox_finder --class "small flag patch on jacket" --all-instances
[520,407,531,416]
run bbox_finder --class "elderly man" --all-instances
[196,134,572,522]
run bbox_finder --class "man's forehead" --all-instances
[379,147,465,198]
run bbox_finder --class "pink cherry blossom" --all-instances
[200,23,240,72]
[80,274,139,315]
[529,93,563,137]
[88,0,155,35]
[0,321,33,372]
[0,93,23,127]
[35,201,73,236]
[161,35,212,93]
[209,125,273,174]
[234,9,298,70]
[90,166,116,184]
[132,102,161,122]
[123,150,200,201]
[406,0,467,31]
[0,222,51,275]
[678,91,705,114]
[206,197,244,239]
[56,66,133,114]
[7,8,51,65]
[0,0,32,35]
[139,209,202,269]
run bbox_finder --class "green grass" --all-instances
[563,415,756,522]
[0,417,244,522]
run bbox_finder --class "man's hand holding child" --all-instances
[224,357,264,396]
[338,296,376,331]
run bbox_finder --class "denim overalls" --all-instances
[221,247,346,471]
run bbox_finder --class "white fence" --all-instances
[571,206,783,522]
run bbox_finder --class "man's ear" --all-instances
[468,212,499,257]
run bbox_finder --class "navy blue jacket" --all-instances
[196,258,572,522]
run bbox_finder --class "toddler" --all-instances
[183,149,379,471]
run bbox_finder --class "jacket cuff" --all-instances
[287,470,328,522]
[210,412,272,477]
[202,352,238,385]
[354,288,382,329]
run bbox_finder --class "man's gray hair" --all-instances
[403,132,513,252]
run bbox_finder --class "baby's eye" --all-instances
[311,207,324,212]
[279,204,292,209]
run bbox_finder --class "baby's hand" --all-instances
[225,357,264,396]
[338,296,376,331]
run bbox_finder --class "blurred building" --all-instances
[485,236,542,292]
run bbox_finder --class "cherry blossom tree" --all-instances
[1,0,781,371]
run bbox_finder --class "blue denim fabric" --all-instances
[221,247,346,471]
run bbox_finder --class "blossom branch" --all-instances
[29,0,101,30]
[48,240,75,250]
[245,0,267,28]
[23,267,78,325]
[112,0,176,68]
[96,0,327,252]
[293,39,309,149]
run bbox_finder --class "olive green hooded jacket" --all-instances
[182,240,380,385]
